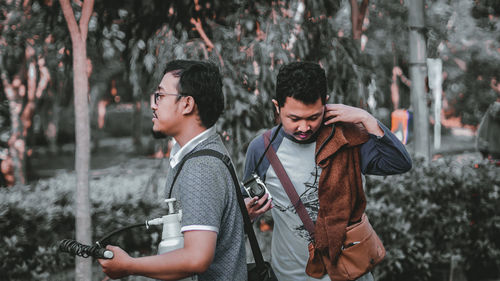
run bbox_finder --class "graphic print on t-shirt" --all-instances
[272,164,321,242]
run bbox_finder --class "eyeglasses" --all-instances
[153,92,183,105]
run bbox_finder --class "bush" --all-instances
[366,157,500,281]
[0,158,165,280]
[2,156,499,280]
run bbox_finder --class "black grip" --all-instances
[58,239,114,259]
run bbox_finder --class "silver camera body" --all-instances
[242,173,272,204]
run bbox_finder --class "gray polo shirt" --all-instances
[165,130,247,281]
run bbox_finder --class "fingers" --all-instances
[324,103,368,125]
[324,104,343,125]
[245,194,272,221]
[324,116,340,125]
[256,193,269,206]
[244,197,258,209]
[259,197,272,213]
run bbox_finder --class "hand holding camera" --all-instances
[242,173,272,221]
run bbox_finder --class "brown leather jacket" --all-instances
[306,122,370,278]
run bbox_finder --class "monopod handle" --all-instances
[58,239,114,259]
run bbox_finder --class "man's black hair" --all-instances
[164,60,224,128]
[163,60,198,77]
[275,62,327,107]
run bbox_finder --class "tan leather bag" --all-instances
[307,213,386,281]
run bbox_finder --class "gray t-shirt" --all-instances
[264,137,328,281]
[165,133,247,281]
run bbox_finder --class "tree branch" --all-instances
[190,17,214,51]
[59,0,81,44]
[79,0,94,42]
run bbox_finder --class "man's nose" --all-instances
[298,121,310,132]
[150,99,157,110]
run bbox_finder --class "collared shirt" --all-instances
[164,132,247,281]
[169,126,217,168]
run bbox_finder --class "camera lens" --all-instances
[250,184,265,198]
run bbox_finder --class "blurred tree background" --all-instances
[1,0,499,183]
[1,0,500,280]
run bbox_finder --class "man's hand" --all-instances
[98,245,133,279]
[324,104,384,137]
[244,193,272,221]
[98,231,216,280]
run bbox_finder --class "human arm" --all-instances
[98,230,217,280]
[323,104,384,137]
[323,104,411,175]
[359,121,412,175]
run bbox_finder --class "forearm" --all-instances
[129,248,207,280]
[100,231,217,280]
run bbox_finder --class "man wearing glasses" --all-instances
[99,60,247,281]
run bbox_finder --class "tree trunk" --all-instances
[427,58,443,150]
[1,76,26,185]
[59,0,94,280]
[349,0,370,40]
[408,0,430,161]
[73,39,92,281]
[349,0,370,109]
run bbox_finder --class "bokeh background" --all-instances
[1,0,499,280]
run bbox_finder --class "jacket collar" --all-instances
[315,123,369,165]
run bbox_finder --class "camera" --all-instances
[242,173,272,204]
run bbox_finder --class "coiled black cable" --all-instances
[58,239,114,259]
[58,222,155,259]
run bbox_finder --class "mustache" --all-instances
[294,130,313,136]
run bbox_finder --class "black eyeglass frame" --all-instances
[153,92,185,105]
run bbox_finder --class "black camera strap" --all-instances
[253,123,282,174]
[168,149,268,271]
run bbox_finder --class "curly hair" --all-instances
[275,62,327,107]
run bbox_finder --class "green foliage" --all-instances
[424,0,500,125]
[134,0,374,172]
[2,157,499,280]
[366,158,500,281]
[0,159,164,280]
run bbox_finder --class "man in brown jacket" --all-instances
[243,62,412,281]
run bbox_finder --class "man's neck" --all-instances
[174,124,207,147]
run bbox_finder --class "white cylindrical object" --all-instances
[157,200,197,280]
[158,214,183,254]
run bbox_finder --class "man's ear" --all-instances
[272,99,280,114]
[326,95,330,102]
[182,96,196,115]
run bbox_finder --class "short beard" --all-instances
[151,128,167,139]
